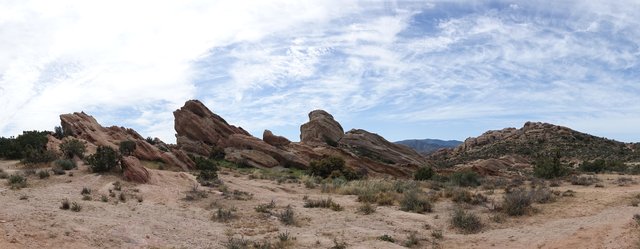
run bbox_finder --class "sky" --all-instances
[1,0,639,143]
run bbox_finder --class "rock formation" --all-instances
[57,112,196,182]
[174,100,426,177]
[300,110,344,146]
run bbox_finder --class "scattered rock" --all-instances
[121,156,150,183]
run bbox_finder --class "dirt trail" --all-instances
[1,160,639,248]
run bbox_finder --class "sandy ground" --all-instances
[1,160,639,249]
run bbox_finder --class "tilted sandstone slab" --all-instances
[300,110,344,146]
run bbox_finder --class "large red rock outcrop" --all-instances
[300,110,344,146]
[174,100,250,155]
[59,112,195,171]
[339,129,427,166]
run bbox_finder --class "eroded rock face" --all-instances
[121,156,150,183]
[263,130,290,147]
[174,100,250,155]
[59,112,195,170]
[339,129,426,166]
[300,110,344,146]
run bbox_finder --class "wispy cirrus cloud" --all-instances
[1,1,639,143]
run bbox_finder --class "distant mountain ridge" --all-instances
[395,139,462,155]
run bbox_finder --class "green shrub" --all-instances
[8,174,27,189]
[86,146,119,172]
[54,126,64,139]
[533,153,568,179]
[145,137,155,145]
[309,156,360,180]
[451,209,483,234]
[59,139,86,159]
[569,175,599,186]
[55,159,76,170]
[378,234,395,243]
[81,187,91,195]
[255,200,276,213]
[502,188,533,216]
[414,166,434,181]
[449,171,481,187]
[60,199,70,209]
[52,167,66,175]
[37,170,50,179]
[118,140,136,156]
[400,190,432,213]
[1,131,49,160]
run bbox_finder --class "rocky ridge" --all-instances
[430,121,640,170]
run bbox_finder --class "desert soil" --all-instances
[1,160,639,249]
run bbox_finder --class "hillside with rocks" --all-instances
[429,121,640,168]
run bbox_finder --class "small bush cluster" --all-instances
[309,156,360,180]
[254,200,276,213]
[378,234,395,243]
[400,190,432,213]
[55,159,76,170]
[502,188,533,216]
[414,166,434,181]
[213,208,236,222]
[304,197,343,211]
[449,171,481,187]
[533,153,568,179]
[118,140,137,156]
[451,209,483,234]
[8,174,27,189]
[38,170,50,179]
[358,202,376,215]
[569,175,599,186]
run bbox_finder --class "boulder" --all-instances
[300,110,344,146]
[121,156,150,183]
[263,130,290,147]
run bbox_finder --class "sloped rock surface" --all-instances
[339,129,426,166]
[263,130,290,147]
[121,156,151,183]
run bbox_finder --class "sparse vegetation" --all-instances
[70,202,81,212]
[81,187,91,195]
[8,174,27,189]
[400,190,432,213]
[449,170,481,187]
[254,200,276,213]
[357,202,376,214]
[304,197,343,211]
[378,234,395,243]
[278,205,295,226]
[451,208,483,234]
[38,170,50,179]
[403,231,419,247]
[222,236,250,249]
[569,175,599,186]
[502,188,533,216]
[213,208,236,222]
